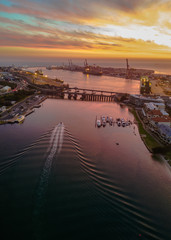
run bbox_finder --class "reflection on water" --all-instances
[28,67,140,94]
[0,99,170,240]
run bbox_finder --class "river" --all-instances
[28,67,140,94]
[0,99,170,240]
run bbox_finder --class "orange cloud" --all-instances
[0,0,171,60]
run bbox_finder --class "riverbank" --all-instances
[129,107,171,165]
[0,94,47,124]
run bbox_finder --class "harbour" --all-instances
[0,99,170,240]
[46,58,155,80]
[1,0,171,238]
[0,63,171,240]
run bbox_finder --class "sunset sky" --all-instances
[0,0,171,61]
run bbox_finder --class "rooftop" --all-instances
[158,124,171,137]
[151,116,171,123]
[130,94,164,102]
[147,110,163,115]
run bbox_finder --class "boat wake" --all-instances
[64,129,166,240]
[33,122,64,237]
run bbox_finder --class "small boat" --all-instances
[122,122,126,127]
[97,120,101,128]
[117,121,121,127]
[106,116,109,122]
[125,121,130,126]
[109,117,113,125]
[102,120,106,127]
[101,116,106,122]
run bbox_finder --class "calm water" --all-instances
[28,58,171,93]
[2,58,171,75]
[0,99,170,240]
[29,67,140,94]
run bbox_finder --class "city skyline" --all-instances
[0,0,171,62]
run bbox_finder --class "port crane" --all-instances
[84,59,88,67]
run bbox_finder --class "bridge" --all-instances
[40,87,122,102]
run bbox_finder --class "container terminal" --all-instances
[47,59,155,80]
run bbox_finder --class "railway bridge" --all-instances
[40,87,124,102]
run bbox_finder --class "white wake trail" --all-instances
[46,124,59,153]
[33,122,64,219]
[58,123,64,154]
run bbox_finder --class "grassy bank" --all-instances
[129,108,160,150]
[129,107,171,163]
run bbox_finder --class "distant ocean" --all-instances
[1,58,171,75]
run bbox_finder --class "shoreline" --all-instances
[128,106,171,166]
[0,95,47,124]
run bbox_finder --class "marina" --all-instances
[95,116,132,128]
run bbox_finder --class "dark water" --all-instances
[0,99,171,240]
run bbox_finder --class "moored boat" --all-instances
[102,120,106,127]
[106,116,109,122]
[97,120,101,127]
[109,117,113,125]
[117,121,121,127]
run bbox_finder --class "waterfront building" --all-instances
[144,102,158,111]
[152,102,165,110]
[0,86,11,93]
[140,76,151,94]
[129,94,164,107]
[0,106,6,113]
[160,109,169,116]
[146,110,163,119]
[157,124,171,144]
[150,116,171,127]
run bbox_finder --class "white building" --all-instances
[0,86,11,93]
[130,94,164,107]
[153,102,165,110]
[0,106,6,113]
[144,102,158,111]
